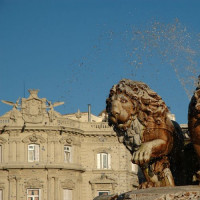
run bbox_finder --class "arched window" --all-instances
[97,153,111,169]
[28,144,39,162]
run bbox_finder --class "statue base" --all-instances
[94,185,200,200]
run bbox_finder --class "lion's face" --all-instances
[108,93,138,130]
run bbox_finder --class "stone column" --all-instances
[54,177,59,200]
[4,143,9,163]
[9,141,16,162]
[8,176,16,200]
[91,183,96,199]
[16,140,21,162]
[16,177,21,200]
[48,176,54,200]
[54,142,60,163]
[47,141,54,163]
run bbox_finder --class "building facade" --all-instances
[0,90,138,200]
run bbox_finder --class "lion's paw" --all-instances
[132,143,152,165]
[138,181,155,189]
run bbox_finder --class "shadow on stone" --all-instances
[93,186,200,200]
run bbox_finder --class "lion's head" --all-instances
[106,79,169,133]
[106,79,170,152]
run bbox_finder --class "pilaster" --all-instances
[8,176,16,200]
[47,176,54,200]
[54,177,59,200]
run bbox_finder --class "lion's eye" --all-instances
[120,98,127,103]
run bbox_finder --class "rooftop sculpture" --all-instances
[1,89,64,124]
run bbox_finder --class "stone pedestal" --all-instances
[94,186,200,200]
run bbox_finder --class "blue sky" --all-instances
[0,0,200,124]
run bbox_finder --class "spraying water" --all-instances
[64,19,200,116]
[120,18,200,98]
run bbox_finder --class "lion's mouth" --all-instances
[109,116,118,124]
[109,115,132,131]
[196,103,200,111]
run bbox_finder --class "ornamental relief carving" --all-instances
[61,179,75,189]
[21,90,47,124]
[0,183,5,189]
[0,137,7,144]
[93,147,112,154]
[89,174,117,192]
[22,133,46,144]
[24,178,44,188]
[59,137,73,145]
[89,174,116,185]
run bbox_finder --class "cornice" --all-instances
[0,125,84,134]
[83,133,116,138]
[0,163,85,172]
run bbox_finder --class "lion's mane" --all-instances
[106,79,169,128]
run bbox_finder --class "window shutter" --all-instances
[28,145,34,162]
[63,189,72,200]
[69,147,72,163]
[63,189,67,200]
[108,154,111,169]
[103,153,107,169]
[35,145,40,161]
[97,153,100,169]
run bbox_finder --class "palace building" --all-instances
[0,90,138,200]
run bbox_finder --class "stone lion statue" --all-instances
[188,75,200,183]
[106,79,185,188]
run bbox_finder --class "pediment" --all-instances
[61,179,75,189]
[93,147,112,154]
[25,178,44,188]
[90,174,116,184]
[59,136,73,144]
[22,133,46,143]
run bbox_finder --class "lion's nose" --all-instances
[111,100,121,116]
[111,109,120,116]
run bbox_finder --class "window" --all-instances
[64,146,71,163]
[27,189,40,200]
[28,144,39,162]
[97,153,111,169]
[0,189,2,200]
[63,189,72,200]
[98,191,110,196]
